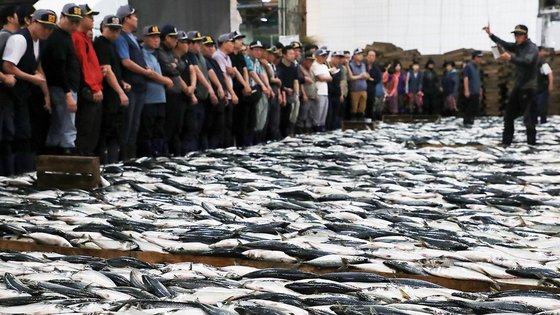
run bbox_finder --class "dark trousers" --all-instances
[223,103,234,148]
[182,101,205,153]
[121,89,146,159]
[165,92,186,156]
[327,95,342,131]
[13,97,33,174]
[75,96,103,156]
[423,92,437,115]
[503,88,538,145]
[536,90,549,124]
[138,103,166,157]
[463,94,479,125]
[279,102,292,139]
[29,88,50,156]
[233,96,255,147]
[98,96,124,164]
[266,96,281,141]
[0,89,15,176]
[204,100,226,149]
[365,92,375,119]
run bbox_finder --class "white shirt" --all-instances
[3,34,39,65]
[541,63,552,76]
[311,60,330,96]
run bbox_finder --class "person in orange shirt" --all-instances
[72,4,103,156]
[383,63,398,114]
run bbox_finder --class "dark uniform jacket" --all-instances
[490,34,538,90]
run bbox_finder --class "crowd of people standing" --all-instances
[0,3,553,177]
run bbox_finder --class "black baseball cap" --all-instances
[290,41,302,49]
[116,4,135,19]
[472,50,483,59]
[61,3,83,21]
[161,25,178,38]
[101,15,121,29]
[231,30,245,40]
[33,9,57,27]
[249,40,264,49]
[79,4,99,17]
[142,25,161,37]
[202,36,215,46]
[186,30,203,42]
[512,24,528,35]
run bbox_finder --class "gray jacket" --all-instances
[490,34,538,90]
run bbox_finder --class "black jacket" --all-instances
[422,69,439,94]
[156,45,182,94]
[490,34,538,90]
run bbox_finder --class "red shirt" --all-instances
[72,31,103,93]
[383,71,398,97]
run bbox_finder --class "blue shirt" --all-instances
[464,62,481,95]
[142,47,166,104]
[348,61,367,91]
[442,70,458,96]
[244,54,254,72]
[114,32,139,60]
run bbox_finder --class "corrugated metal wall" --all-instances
[130,0,231,38]
[307,0,539,54]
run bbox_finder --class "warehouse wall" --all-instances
[307,0,539,54]
[130,0,231,38]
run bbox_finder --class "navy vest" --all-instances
[407,71,423,94]
[122,33,147,92]
[13,28,43,101]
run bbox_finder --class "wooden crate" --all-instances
[382,115,441,123]
[0,238,559,293]
[341,120,377,131]
[36,155,100,190]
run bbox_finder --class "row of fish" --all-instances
[0,117,559,287]
[0,250,558,314]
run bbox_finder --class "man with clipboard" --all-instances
[484,23,539,146]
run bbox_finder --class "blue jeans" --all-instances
[46,86,76,148]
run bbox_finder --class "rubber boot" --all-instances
[14,152,34,174]
[3,154,14,176]
[0,142,13,176]
[128,144,137,159]
[527,127,537,145]
[98,147,108,165]
[137,141,151,158]
[107,145,120,164]
[152,139,164,157]
[119,145,128,162]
